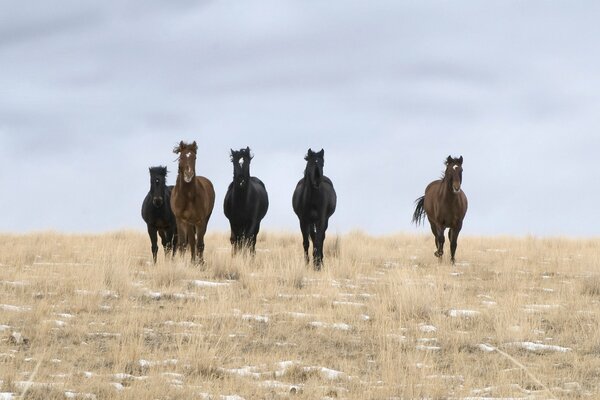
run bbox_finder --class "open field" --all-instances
[0,231,599,399]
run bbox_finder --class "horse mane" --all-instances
[149,166,168,176]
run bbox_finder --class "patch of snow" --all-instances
[507,342,571,353]
[1,281,28,287]
[242,314,269,323]
[56,313,74,319]
[360,314,371,321]
[163,321,200,328]
[416,345,441,351]
[448,309,480,318]
[481,301,497,306]
[332,301,365,307]
[0,304,31,312]
[419,324,437,333]
[318,367,345,380]
[222,366,261,379]
[309,321,352,331]
[0,325,11,332]
[478,343,496,352]
[0,394,13,400]
[111,382,124,391]
[190,280,230,287]
[286,312,312,319]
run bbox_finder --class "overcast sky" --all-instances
[1,1,599,237]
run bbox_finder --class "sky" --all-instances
[1,1,599,237]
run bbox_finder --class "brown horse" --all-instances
[171,141,215,264]
[412,156,468,264]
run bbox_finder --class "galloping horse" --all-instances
[223,147,269,255]
[292,148,337,269]
[141,166,177,263]
[412,155,468,264]
[171,141,215,264]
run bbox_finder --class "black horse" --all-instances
[141,166,177,263]
[292,148,337,269]
[223,147,269,255]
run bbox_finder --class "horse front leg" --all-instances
[448,223,462,265]
[158,229,170,259]
[300,221,310,264]
[195,222,207,265]
[430,222,444,259]
[147,225,158,264]
[313,219,328,270]
[176,221,188,258]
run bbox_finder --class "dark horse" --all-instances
[292,148,337,269]
[223,147,269,255]
[171,141,215,264]
[141,166,177,263]
[412,156,468,264]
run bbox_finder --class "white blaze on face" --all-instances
[453,164,459,170]
[238,157,244,167]
[186,152,192,158]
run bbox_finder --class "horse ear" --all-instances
[192,141,198,152]
[446,155,453,165]
[458,156,463,165]
[318,149,324,157]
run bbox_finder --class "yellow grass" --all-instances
[1,231,599,399]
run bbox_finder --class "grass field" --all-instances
[0,231,599,399]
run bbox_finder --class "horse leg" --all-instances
[195,222,207,265]
[300,221,310,264]
[449,224,462,264]
[313,219,328,270]
[147,226,158,264]
[159,229,169,259]
[430,223,444,258]
[171,228,178,259]
[177,222,188,258]
[249,221,261,256]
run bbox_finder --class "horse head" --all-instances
[230,146,253,188]
[173,141,198,183]
[445,155,463,193]
[305,148,325,189]
[148,166,168,207]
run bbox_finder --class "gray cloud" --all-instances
[2,1,599,236]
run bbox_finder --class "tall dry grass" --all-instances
[0,231,599,399]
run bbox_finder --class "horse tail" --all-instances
[412,196,426,226]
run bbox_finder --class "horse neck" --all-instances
[302,175,317,200]
[440,175,458,203]
[232,170,250,198]
[176,172,196,193]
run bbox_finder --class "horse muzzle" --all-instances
[152,197,164,207]
[184,173,194,183]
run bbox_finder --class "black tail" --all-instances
[412,196,426,226]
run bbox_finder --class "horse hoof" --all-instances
[434,251,443,258]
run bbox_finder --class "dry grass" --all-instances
[0,231,599,399]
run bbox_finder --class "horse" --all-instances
[412,155,468,264]
[292,148,337,270]
[223,147,269,255]
[141,166,177,264]
[170,141,215,264]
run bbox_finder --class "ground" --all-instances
[0,231,599,399]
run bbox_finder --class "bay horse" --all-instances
[412,155,468,264]
[223,147,269,255]
[171,141,215,264]
[292,148,337,270]
[141,166,177,263]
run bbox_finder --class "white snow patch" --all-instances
[416,345,441,351]
[507,342,571,353]
[0,304,31,312]
[332,301,365,307]
[111,383,124,391]
[242,314,269,323]
[419,324,437,333]
[309,321,352,331]
[190,280,230,287]
[448,309,480,318]
[0,394,12,400]
[222,366,261,379]
[163,321,200,328]
[478,343,496,352]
